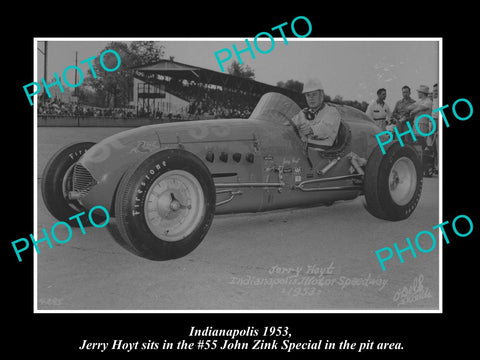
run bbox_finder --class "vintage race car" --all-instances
[42,92,423,260]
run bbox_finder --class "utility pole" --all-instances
[38,41,48,104]
[44,41,48,85]
[74,51,78,98]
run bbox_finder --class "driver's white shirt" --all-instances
[292,104,341,146]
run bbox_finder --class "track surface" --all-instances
[36,127,440,310]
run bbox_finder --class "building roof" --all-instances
[133,59,303,102]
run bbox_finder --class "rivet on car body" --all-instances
[220,152,228,162]
[233,153,242,162]
[205,151,214,162]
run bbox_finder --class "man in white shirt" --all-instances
[365,88,392,131]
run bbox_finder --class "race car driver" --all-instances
[291,78,341,148]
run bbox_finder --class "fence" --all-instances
[37,115,185,127]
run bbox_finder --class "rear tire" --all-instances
[113,149,216,260]
[363,142,423,221]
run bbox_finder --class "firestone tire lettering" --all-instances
[112,149,216,261]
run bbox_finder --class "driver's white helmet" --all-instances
[302,78,324,94]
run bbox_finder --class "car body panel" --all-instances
[76,93,381,215]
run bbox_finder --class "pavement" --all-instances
[36,127,440,311]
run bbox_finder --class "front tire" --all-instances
[363,142,423,221]
[41,142,104,226]
[113,149,216,260]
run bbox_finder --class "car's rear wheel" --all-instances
[363,142,423,221]
[41,142,104,226]
[112,149,216,260]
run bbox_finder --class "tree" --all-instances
[333,95,344,103]
[128,41,165,66]
[276,79,303,93]
[325,94,369,112]
[343,99,369,112]
[85,41,165,108]
[227,60,255,79]
[77,87,102,107]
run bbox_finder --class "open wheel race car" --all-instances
[42,92,423,261]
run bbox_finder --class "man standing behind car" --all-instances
[366,88,392,131]
[390,85,416,133]
[291,78,341,147]
[407,85,433,137]
[431,83,439,173]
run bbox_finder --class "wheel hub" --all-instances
[144,170,205,242]
[390,170,400,190]
[170,199,181,211]
[388,157,417,206]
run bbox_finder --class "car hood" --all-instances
[77,118,263,178]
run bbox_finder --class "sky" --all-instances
[35,38,439,107]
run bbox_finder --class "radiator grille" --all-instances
[72,164,97,195]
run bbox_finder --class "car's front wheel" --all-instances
[41,142,105,226]
[111,149,216,260]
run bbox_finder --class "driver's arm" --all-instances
[290,113,313,140]
[407,99,432,115]
[290,113,301,127]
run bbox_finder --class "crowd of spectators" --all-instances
[186,89,257,119]
[164,79,258,119]
[38,99,136,118]
[38,80,259,121]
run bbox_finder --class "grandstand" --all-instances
[132,59,304,120]
[38,58,304,127]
